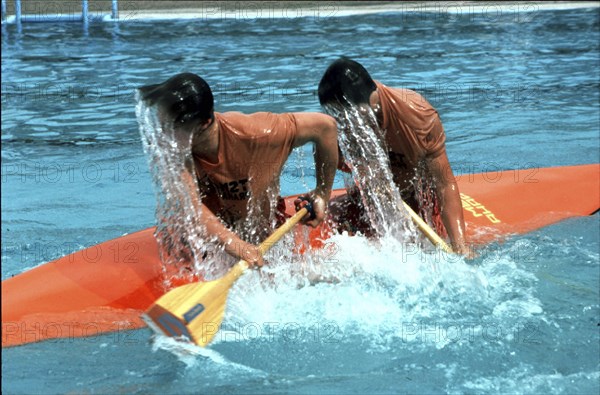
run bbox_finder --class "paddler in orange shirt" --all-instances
[138,72,338,269]
[317,58,470,256]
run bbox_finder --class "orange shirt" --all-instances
[335,82,449,236]
[376,82,449,235]
[376,81,446,189]
[193,111,297,226]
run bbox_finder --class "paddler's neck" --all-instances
[191,116,220,164]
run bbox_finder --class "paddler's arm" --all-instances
[180,164,264,267]
[428,151,471,257]
[291,113,339,227]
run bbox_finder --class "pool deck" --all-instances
[3,1,598,22]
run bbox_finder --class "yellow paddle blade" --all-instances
[142,261,246,347]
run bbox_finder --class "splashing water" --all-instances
[155,232,544,361]
[328,105,418,241]
[135,94,226,284]
[135,94,289,283]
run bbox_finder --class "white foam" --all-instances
[205,232,544,352]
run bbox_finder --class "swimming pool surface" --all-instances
[2,4,599,395]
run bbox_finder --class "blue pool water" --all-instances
[2,5,599,395]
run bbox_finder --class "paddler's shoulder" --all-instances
[217,111,283,123]
[375,80,418,96]
[375,81,426,104]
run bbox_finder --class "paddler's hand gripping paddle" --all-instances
[142,205,312,347]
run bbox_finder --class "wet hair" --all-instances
[138,72,214,128]
[318,57,376,107]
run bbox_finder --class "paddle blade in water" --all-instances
[142,263,244,347]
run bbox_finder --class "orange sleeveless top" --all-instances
[193,111,297,224]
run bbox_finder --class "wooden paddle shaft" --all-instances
[402,201,454,253]
[233,207,309,275]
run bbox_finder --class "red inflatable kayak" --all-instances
[2,164,599,347]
